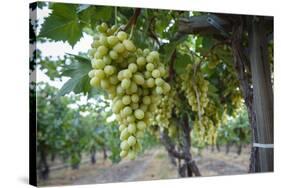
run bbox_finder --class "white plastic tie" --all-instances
[253,143,274,148]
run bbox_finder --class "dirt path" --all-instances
[74,150,160,185]
[38,146,250,187]
[195,147,250,176]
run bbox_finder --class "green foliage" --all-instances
[39,3,84,47]
[58,54,104,97]
[174,53,192,74]
[36,82,121,171]
[217,106,251,145]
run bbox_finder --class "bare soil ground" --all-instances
[38,146,250,187]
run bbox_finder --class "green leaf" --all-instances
[174,53,192,74]
[58,54,105,97]
[132,30,152,49]
[66,53,91,64]
[159,35,186,64]
[93,6,113,21]
[198,37,215,55]
[57,54,92,96]
[77,5,96,26]
[39,3,83,47]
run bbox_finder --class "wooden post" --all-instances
[248,16,274,172]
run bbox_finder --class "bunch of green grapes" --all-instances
[154,94,174,129]
[192,116,214,144]
[180,64,209,115]
[155,89,182,137]
[88,23,170,160]
[179,63,217,144]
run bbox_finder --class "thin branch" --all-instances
[147,16,161,46]
[168,50,176,82]
[124,8,141,31]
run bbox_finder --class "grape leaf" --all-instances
[174,53,192,74]
[39,3,83,47]
[58,54,104,97]
[93,6,113,21]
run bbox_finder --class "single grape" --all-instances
[137,121,146,130]
[121,79,131,89]
[122,95,131,105]
[134,109,144,120]
[117,31,128,41]
[152,69,161,78]
[123,40,136,52]
[127,136,136,146]
[128,63,138,73]
[136,57,146,66]
[104,65,115,75]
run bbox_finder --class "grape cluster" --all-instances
[88,23,170,159]
[154,95,173,128]
[180,64,209,115]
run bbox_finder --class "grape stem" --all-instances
[115,7,118,25]
[124,8,141,31]
[148,16,160,46]
[192,64,202,123]
[129,24,135,40]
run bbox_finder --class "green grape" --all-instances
[155,78,164,86]
[95,70,105,79]
[123,40,136,52]
[103,56,112,64]
[133,74,145,85]
[152,69,161,78]
[155,86,163,94]
[121,79,131,89]
[90,77,100,87]
[146,78,155,88]
[131,94,139,103]
[113,43,125,53]
[122,95,131,105]
[127,136,136,146]
[146,63,154,71]
[88,23,171,160]
[97,46,108,56]
[150,51,159,61]
[137,121,146,130]
[120,150,128,158]
[128,150,136,160]
[107,36,119,46]
[128,123,136,133]
[119,124,126,132]
[123,69,132,79]
[109,50,118,60]
[120,140,130,150]
[100,79,110,89]
[117,31,128,41]
[88,70,95,78]
[109,75,119,85]
[136,57,146,66]
[143,96,151,105]
[104,65,115,75]
[128,63,138,73]
[134,109,144,120]
[123,106,133,116]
